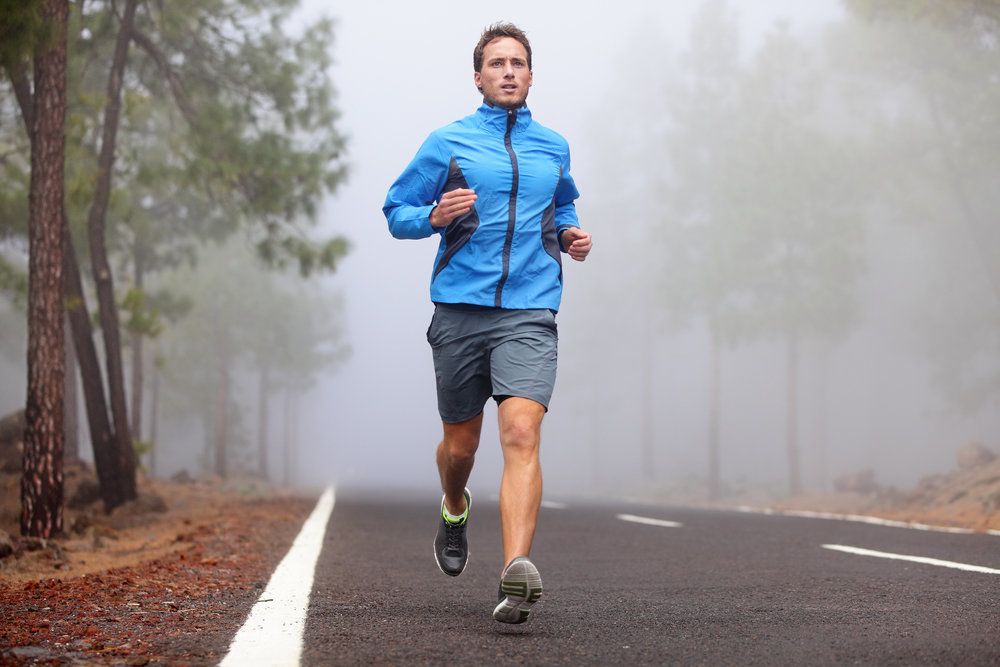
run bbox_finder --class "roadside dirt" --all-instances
[0,465,315,665]
[642,443,1000,533]
[772,442,1000,532]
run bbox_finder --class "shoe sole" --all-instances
[493,559,543,624]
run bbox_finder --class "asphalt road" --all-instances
[301,491,1000,665]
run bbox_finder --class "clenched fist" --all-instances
[560,227,593,262]
[430,188,477,228]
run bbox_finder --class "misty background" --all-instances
[2,0,998,502]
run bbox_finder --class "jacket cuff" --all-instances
[557,226,578,252]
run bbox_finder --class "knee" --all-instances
[443,434,479,463]
[500,417,539,456]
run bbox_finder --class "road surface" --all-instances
[267,491,998,664]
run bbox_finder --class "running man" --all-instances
[383,22,592,624]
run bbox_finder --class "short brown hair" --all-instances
[473,22,532,72]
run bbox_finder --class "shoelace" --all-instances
[444,520,465,551]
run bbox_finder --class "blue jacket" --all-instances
[383,103,580,311]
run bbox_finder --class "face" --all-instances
[474,37,532,109]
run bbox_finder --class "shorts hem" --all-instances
[493,393,550,412]
[439,408,486,424]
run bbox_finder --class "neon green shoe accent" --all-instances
[441,489,470,525]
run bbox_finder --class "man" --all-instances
[383,22,592,624]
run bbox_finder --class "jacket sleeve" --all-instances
[383,133,449,240]
[554,143,581,251]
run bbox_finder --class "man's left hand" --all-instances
[561,227,593,262]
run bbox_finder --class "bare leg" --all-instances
[497,397,545,567]
[437,413,483,515]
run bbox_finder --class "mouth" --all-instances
[500,84,518,93]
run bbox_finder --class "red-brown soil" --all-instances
[0,467,315,665]
[773,443,1000,532]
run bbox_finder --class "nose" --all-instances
[503,61,515,77]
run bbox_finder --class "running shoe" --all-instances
[434,488,471,576]
[493,556,543,624]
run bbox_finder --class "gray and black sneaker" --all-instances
[493,556,543,624]
[434,488,471,576]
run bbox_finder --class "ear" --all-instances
[474,71,482,90]
[527,70,533,88]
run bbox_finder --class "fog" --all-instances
[273,0,998,500]
[3,0,998,504]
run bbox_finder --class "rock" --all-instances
[19,536,46,552]
[68,478,102,509]
[985,490,1000,513]
[109,491,169,529]
[903,473,947,506]
[956,442,996,471]
[0,409,25,442]
[7,646,53,660]
[135,491,168,513]
[833,469,880,495]
[0,529,14,559]
[70,512,94,535]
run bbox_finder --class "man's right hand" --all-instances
[430,188,477,228]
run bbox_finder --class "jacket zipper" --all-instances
[495,108,519,307]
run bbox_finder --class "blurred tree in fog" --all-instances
[732,26,865,495]
[156,241,347,481]
[658,0,749,500]
[657,2,867,498]
[1,0,349,505]
[839,0,1000,416]
[573,17,674,489]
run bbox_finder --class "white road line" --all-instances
[220,486,336,667]
[541,500,568,509]
[617,513,683,528]
[823,544,1000,575]
[735,505,1000,537]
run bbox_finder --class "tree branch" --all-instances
[5,58,35,141]
[130,29,197,125]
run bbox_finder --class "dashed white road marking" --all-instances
[541,500,568,509]
[617,513,683,528]
[823,544,1000,575]
[736,506,1000,537]
[220,486,336,667]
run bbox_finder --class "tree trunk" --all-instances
[590,371,601,489]
[6,25,125,514]
[213,334,230,479]
[282,391,293,486]
[63,220,124,510]
[640,304,654,482]
[63,312,79,463]
[257,364,270,480]
[814,345,830,491]
[149,344,160,476]
[86,0,140,500]
[707,323,721,501]
[130,243,144,444]
[786,331,802,496]
[22,0,69,538]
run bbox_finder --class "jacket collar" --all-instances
[476,101,532,137]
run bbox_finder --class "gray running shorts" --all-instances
[426,304,558,423]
